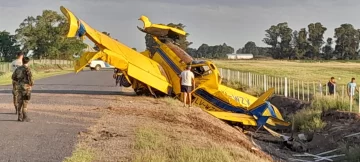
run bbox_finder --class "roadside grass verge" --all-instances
[63,145,95,162]
[0,64,73,85]
[133,126,260,162]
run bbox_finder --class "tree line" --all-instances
[0,10,87,62]
[1,9,360,61]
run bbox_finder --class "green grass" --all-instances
[0,64,73,85]
[133,127,252,162]
[213,60,360,86]
[63,146,95,162]
[291,94,358,132]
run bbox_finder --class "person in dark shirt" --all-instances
[327,77,336,95]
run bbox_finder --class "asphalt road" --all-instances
[0,69,134,162]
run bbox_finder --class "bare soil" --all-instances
[252,95,360,162]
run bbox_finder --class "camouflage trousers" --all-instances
[12,81,19,113]
[16,84,31,121]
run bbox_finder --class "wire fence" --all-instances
[0,59,74,73]
[219,68,360,112]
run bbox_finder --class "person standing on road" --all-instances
[179,65,195,107]
[11,52,24,114]
[347,78,358,100]
[327,77,336,95]
[12,57,33,122]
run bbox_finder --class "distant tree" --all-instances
[263,22,293,59]
[235,48,242,54]
[196,43,233,59]
[241,41,259,56]
[186,47,197,57]
[334,24,360,60]
[15,10,86,59]
[307,22,327,59]
[0,31,21,61]
[292,28,309,59]
[322,38,334,60]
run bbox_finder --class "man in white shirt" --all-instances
[179,65,195,107]
[11,52,24,114]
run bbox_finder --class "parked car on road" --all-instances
[88,60,114,71]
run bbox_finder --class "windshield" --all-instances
[191,65,212,77]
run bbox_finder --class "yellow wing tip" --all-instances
[59,5,80,38]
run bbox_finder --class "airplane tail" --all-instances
[247,88,290,127]
[216,85,290,127]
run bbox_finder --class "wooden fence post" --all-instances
[237,71,241,83]
[264,75,267,91]
[293,80,295,98]
[342,85,344,103]
[248,72,251,87]
[297,80,300,100]
[307,82,310,102]
[302,81,304,100]
[284,77,288,97]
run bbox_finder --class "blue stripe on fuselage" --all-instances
[76,22,86,37]
[250,101,276,118]
[194,89,246,113]
[156,48,182,75]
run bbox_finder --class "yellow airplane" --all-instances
[60,6,290,131]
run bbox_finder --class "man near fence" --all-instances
[11,52,24,114]
[347,78,358,100]
[327,77,336,95]
[12,57,33,122]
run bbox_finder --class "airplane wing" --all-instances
[206,111,257,126]
[60,6,172,94]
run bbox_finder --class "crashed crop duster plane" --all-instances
[60,6,290,135]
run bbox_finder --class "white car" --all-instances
[88,60,114,71]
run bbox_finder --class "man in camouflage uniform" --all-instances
[12,57,33,122]
[11,52,24,114]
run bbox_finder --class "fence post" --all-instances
[342,85,344,103]
[307,82,310,102]
[227,69,230,81]
[302,81,304,100]
[358,86,360,113]
[293,80,295,98]
[248,72,251,87]
[219,68,222,78]
[274,77,279,94]
[264,75,267,91]
[297,80,300,100]
[284,77,288,97]
[280,77,283,95]
[237,71,240,82]
[313,81,315,97]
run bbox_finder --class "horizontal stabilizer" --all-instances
[206,111,257,126]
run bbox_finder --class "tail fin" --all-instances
[247,88,274,110]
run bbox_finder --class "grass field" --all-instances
[0,64,73,86]
[213,60,360,85]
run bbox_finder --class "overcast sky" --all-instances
[1,0,360,51]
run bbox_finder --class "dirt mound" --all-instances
[74,96,274,162]
[269,95,309,117]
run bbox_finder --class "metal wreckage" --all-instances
[59,6,303,148]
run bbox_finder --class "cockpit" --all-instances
[190,60,216,78]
